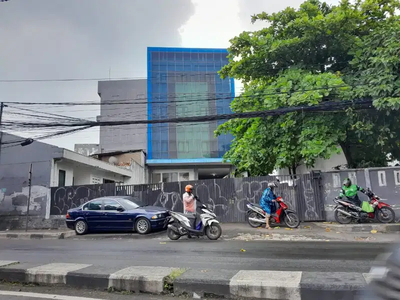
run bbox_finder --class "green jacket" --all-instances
[339,184,365,200]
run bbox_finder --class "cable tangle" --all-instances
[3,98,372,130]
[0,82,373,149]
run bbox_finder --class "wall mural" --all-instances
[0,185,49,216]
[114,176,324,222]
[50,184,116,215]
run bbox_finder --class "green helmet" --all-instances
[343,178,351,187]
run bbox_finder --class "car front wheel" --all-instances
[75,220,88,235]
[135,218,151,234]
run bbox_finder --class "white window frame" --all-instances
[151,169,195,183]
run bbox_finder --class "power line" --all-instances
[5,105,89,122]
[3,99,373,129]
[1,99,373,149]
[0,126,92,149]
[4,84,354,106]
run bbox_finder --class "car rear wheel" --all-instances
[75,220,88,235]
[135,218,151,235]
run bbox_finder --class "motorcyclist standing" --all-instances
[183,185,196,214]
[260,182,278,230]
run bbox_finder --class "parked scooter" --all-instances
[167,197,222,240]
[333,188,395,224]
[246,197,300,229]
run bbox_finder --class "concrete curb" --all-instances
[0,230,166,240]
[313,222,400,233]
[0,261,371,299]
[0,231,76,240]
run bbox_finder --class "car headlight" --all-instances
[151,214,163,219]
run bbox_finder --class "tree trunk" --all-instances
[288,163,297,180]
[340,141,354,168]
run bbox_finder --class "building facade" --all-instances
[98,79,147,153]
[74,144,100,157]
[96,48,235,183]
[146,47,235,182]
[0,133,143,219]
[147,47,234,161]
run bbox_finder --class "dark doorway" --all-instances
[58,170,66,187]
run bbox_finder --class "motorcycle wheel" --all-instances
[247,211,263,228]
[376,207,395,223]
[167,227,181,240]
[205,223,222,240]
[334,208,352,224]
[284,211,300,228]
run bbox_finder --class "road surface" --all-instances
[0,284,174,300]
[0,237,395,273]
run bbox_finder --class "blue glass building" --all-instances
[147,47,235,164]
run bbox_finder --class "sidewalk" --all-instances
[221,222,400,243]
[0,260,371,299]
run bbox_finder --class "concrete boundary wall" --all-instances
[2,166,400,226]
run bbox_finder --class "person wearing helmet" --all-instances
[183,185,196,214]
[260,182,278,230]
[336,178,366,207]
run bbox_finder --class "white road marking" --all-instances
[0,290,105,300]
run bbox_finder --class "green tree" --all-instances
[344,18,400,166]
[216,0,400,175]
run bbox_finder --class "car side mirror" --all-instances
[117,207,125,212]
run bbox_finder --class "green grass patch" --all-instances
[164,268,186,294]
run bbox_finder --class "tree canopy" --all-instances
[216,0,400,175]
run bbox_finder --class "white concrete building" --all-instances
[275,152,348,175]
[51,149,137,187]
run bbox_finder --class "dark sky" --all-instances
[0,0,195,148]
[0,0,338,149]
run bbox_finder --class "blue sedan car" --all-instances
[65,196,170,235]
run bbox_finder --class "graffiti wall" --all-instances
[0,185,49,216]
[115,175,326,222]
[50,183,116,215]
[47,166,400,223]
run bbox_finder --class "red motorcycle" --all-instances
[333,188,395,224]
[246,197,300,228]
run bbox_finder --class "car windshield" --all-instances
[118,198,144,210]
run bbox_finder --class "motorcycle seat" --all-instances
[182,214,196,220]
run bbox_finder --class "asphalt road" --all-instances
[0,238,395,273]
[0,284,174,300]
[0,295,170,300]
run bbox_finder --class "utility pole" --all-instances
[25,163,33,232]
[0,102,4,164]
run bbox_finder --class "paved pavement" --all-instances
[0,235,396,273]
[221,223,400,242]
